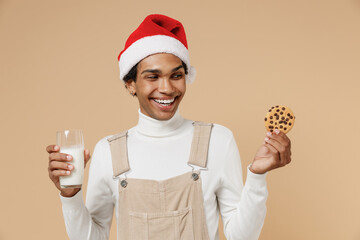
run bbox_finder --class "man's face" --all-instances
[126,53,186,121]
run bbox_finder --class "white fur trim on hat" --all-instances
[119,35,195,84]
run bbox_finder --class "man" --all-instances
[47,14,292,240]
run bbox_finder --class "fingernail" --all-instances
[264,137,269,142]
[66,171,70,175]
[54,145,59,151]
[266,132,272,137]
[66,155,72,160]
[68,165,73,170]
[275,129,280,135]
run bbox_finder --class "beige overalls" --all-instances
[107,122,213,240]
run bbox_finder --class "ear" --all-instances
[125,80,136,95]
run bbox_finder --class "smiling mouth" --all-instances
[152,97,176,106]
[151,96,181,110]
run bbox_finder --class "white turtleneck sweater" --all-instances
[60,110,268,240]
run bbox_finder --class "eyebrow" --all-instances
[141,65,184,75]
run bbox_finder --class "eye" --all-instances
[171,72,183,79]
[146,75,159,80]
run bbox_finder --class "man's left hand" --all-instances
[249,129,292,174]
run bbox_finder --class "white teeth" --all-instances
[154,98,175,104]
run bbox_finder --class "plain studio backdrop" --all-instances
[1,0,359,239]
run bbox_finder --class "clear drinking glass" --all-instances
[56,130,84,188]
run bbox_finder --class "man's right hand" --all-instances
[46,144,91,198]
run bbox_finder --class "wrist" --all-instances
[249,164,268,175]
[60,188,81,198]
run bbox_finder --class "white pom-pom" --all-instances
[186,66,196,84]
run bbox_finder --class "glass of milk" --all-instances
[56,130,84,188]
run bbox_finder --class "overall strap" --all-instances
[107,130,130,178]
[188,121,213,168]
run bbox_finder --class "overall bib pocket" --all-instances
[129,206,195,240]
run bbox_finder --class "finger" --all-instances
[49,161,74,171]
[273,131,292,164]
[262,142,280,161]
[46,144,60,153]
[50,169,71,178]
[264,137,288,164]
[49,152,73,162]
[266,131,291,158]
[265,136,284,153]
[287,156,292,164]
[266,131,290,148]
[278,131,291,148]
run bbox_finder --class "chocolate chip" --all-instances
[275,122,278,125]
[290,116,293,119]
[270,121,273,124]
[289,122,292,126]
[276,116,279,120]
[265,118,267,121]
[284,127,287,130]
[287,113,290,116]
[270,129,273,132]
[286,118,289,121]
[276,105,279,108]
[284,121,288,125]
[275,127,278,129]
[282,107,285,110]
[272,106,275,109]
[270,116,273,119]
[279,121,283,124]
[280,125,283,129]
[281,117,285,120]
[276,109,280,112]
[269,109,272,112]
[280,111,283,115]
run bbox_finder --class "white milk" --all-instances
[59,145,84,188]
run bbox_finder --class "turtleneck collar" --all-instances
[136,108,186,137]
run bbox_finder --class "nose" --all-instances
[157,77,174,94]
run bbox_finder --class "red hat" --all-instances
[118,14,196,83]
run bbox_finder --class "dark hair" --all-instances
[123,60,188,83]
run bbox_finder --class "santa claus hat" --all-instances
[118,14,196,84]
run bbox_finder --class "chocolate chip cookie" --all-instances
[264,105,295,134]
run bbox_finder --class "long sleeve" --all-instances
[60,139,114,240]
[216,134,268,240]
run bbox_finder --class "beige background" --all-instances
[1,0,360,239]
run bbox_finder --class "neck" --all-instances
[136,109,185,137]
